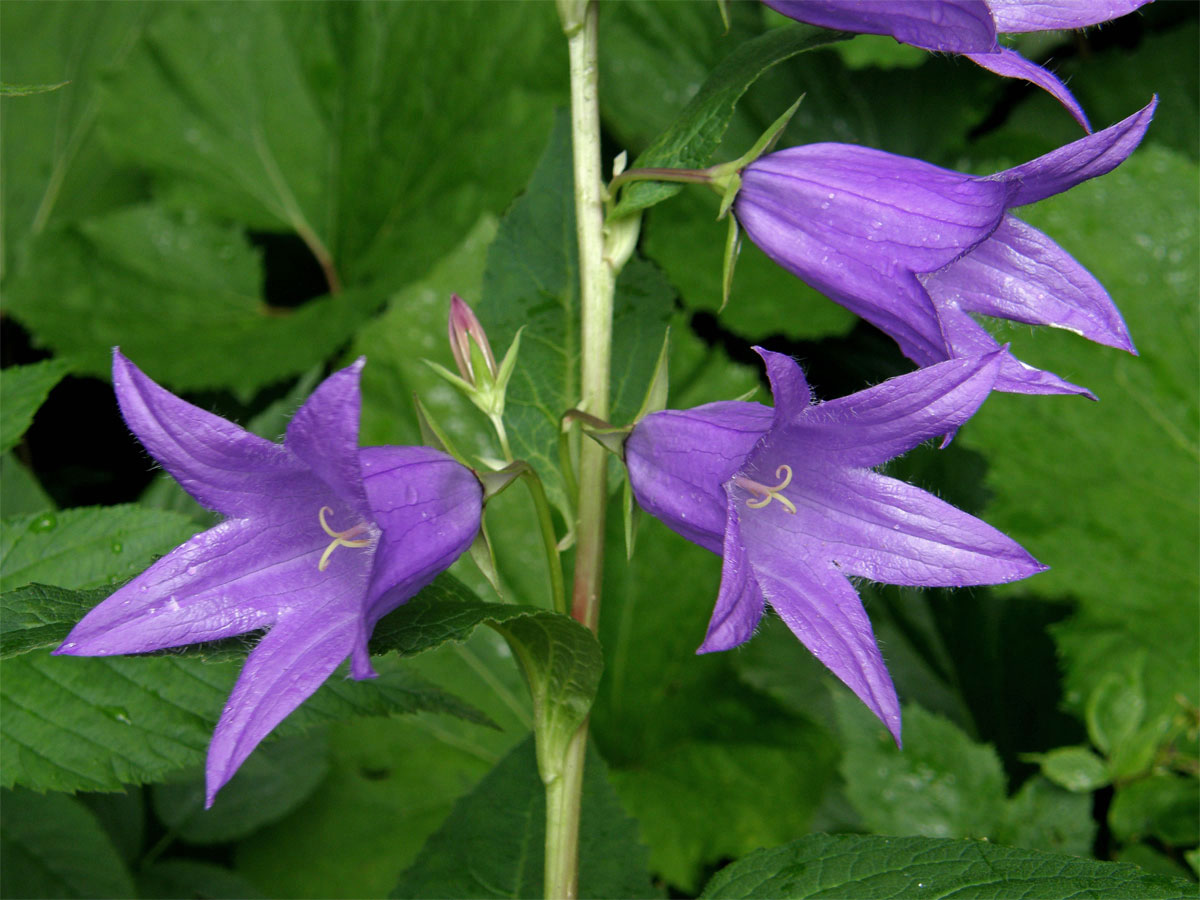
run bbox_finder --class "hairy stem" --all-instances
[544,2,611,898]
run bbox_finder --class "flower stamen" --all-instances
[735,465,797,514]
[317,506,371,571]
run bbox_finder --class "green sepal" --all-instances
[413,394,470,468]
[633,328,671,422]
[720,214,742,313]
[476,462,528,501]
[623,473,641,561]
[493,326,524,404]
[468,523,504,599]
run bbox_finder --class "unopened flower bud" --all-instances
[449,294,498,385]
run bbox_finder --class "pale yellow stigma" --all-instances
[317,506,371,571]
[737,465,797,515]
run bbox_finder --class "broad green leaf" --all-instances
[476,116,673,512]
[393,735,655,900]
[595,511,838,892]
[0,583,113,658]
[139,860,266,900]
[1088,668,1149,757]
[1,650,485,794]
[0,788,136,899]
[0,454,54,518]
[611,24,848,217]
[836,696,1094,856]
[152,732,331,845]
[0,357,72,454]
[3,205,381,394]
[0,2,150,277]
[234,627,531,899]
[699,833,1197,899]
[96,1,564,289]
[958,148,1199,726]
[80,788,144,866]
[0,504,199,593]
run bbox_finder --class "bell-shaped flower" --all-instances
[733,99,1155,397]
[764,0,1151,131]
[625,347,1046,741]
[55,351,483,804]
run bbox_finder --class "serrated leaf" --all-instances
[957,148,1199,727]
[476,116,673,514]
[0,504,200,593]
[611,24,847,217]
[1110,775,1200,847]
[152,732,330,845]
[95,1,564,289]
[0,583,114,658]
[0,357,72,454]
[3,206,382,393]
[0,788,136,900]
[699,833,1197,899]
[393,735,656,900]
[1,650,486,794]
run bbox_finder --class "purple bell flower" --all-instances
[765,0,1152,131]
[734,99,1155,397]
[625,347,1046,742]
[55,351,483,804]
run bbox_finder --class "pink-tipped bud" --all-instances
[448,294,498,384]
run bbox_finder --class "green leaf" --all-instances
[834,694,1008,840]
[0,788,136,899]
[493,613,603,783]
[152,732,331,845]
[3,205,381,394]
[139,860,266,900]
[1002,776,1096,859]
[1110,775,1200,847]
[393,735,656,900]
[1,650,485,794]
[477,116,674,513]
[0,454,54,518]
[0,503,200,593]
[233,628,532,899]
[0,357,72,454]
[96,2,564,289]
[1037,745,1112,792]
[611,24,847,217]
[699,833,1198,899]
[595,511,838,892]
[0,2,150,276]
[0,583,114,658]
[958,148,1199,728]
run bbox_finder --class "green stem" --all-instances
[520,466,568,616]
[607,165,715,194]
[544,2,611,898]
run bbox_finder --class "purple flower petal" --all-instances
[697,498,766,653]
[205,589,362,805]
[59,352,482,805]
[738,515,902,744]
[285,358,371,519]
[996,98,1156,206]
[112,350,308,519]
[768,350,1003,466]
[965,47,1091,132]
[626,403,773,553]
[986,0,1151,32]
[763,0,999,52]
[925,215,1136,353]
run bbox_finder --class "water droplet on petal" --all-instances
[186,565,198,576]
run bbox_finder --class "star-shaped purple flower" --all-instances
[55,351,483,804]
[764,0,1152,131]
[734,99,1155,397]
[625,348,1045,741]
